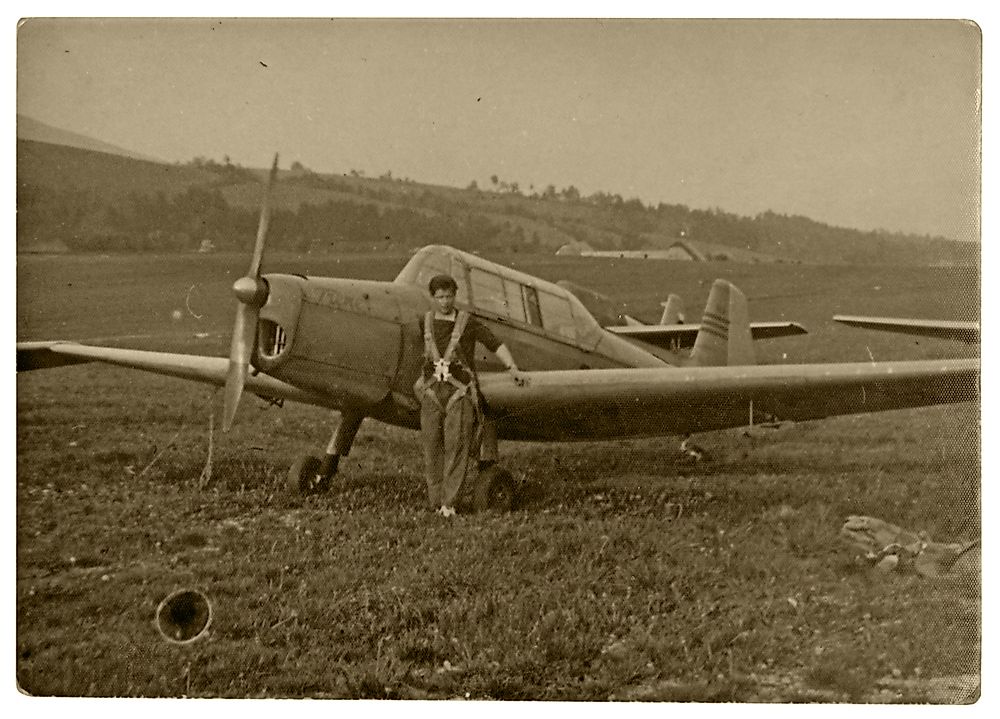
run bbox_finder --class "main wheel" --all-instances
[287,455,329,496]
[471,465,518,512]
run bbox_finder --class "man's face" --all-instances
[433,288,456,315]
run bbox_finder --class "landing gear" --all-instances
[287,454,337,495]
[464,416,518,512]
[471,464,519,512]
[287,410,364,496]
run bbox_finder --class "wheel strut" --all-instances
[307,409,364,492]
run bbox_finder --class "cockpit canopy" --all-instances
[395,245,603,348]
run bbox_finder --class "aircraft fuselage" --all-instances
[251,246,674,433]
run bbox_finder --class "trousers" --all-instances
[420,382,478,508]
[478,415,498,462]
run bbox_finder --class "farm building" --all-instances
[556,240,707,261]
[555,241,593,256]
[653,241,706,261]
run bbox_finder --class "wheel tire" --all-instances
[471,465,518,513]
[287,455,326,496]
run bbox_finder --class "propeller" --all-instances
[222,154,279,432]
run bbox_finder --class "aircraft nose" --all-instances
[233,276,269,307]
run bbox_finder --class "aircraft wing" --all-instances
[607,321,807,350]
[18,342,977,443]
[479,358,978,441]
[16,341,332,408]
[833,315,980,343]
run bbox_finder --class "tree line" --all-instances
[282,167,972,265]
[17,153,975,266]
[16,182,540,254]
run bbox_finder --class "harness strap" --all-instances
[423,310,472,391]
[423,311,438,361]
[445,311,469,363]
[424,310,468,364]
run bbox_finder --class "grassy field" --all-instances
[16,252,979,701]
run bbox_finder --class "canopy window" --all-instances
[537,290,577,341]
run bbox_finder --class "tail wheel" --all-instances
[472,465,518,513]
[287,455,329,496]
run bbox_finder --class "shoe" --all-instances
[439,506,456,518]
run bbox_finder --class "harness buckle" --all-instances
[432,358,452,383]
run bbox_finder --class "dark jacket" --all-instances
[419,313,502,386]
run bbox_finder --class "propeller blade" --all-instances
[222,302,258,432]
[222,153,278,432]
[248,154,279,278]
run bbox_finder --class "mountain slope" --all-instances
[17,139,217,200]
[17,115,162,163]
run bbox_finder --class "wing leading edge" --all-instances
[833,315,980,343]
[16,341,331,408]
[19,342,978,444]
[479,358,978,441]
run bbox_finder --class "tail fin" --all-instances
[659,294,685,325]
[688,280,755,366]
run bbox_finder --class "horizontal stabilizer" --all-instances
[608,321,807,350]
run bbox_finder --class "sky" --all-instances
[14,16,983,242]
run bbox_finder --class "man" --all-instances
[415,274,522,516]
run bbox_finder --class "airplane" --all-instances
[16,159,979,511]
[833,315,980,344]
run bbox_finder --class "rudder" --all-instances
[659,294,685,325]
[688,280,755,366]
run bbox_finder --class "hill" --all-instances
[18,139,217,200]
[15,119,978,266]
[17,114,162,163]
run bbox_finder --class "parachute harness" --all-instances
[422,310,475,410]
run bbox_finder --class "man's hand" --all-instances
[508,368,528,387]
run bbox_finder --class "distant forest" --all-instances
[16,146,977,266]
[16,182,542,254]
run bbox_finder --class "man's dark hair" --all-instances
[428,274,458,295]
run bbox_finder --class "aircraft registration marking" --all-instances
[307,288,369,314]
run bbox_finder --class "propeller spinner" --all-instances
[222,154,279,431]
